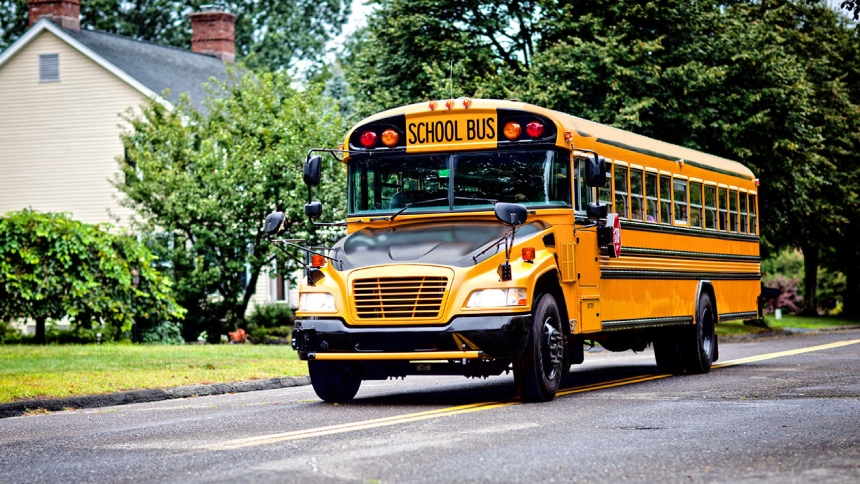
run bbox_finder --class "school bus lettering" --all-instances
[267,98,761,404]
[405,112,498,150]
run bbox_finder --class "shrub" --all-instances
[247,304,293,329]
[763,275,803,314]
[142,322,186,345]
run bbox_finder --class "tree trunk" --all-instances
[799,242,819,316]
[844,243,860,319]
[34,316,46,345]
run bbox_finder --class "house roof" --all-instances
[0,18,227,110]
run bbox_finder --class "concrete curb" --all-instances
[0,375,310,419]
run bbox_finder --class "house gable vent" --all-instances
[39,53,59,82]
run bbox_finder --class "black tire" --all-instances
[653,334,685,374]
[681,291,717,374]
[514,293,564,402]
[308,360,362,403]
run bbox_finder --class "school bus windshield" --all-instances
[347,149,572,215]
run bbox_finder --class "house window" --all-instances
[39,54,59,82]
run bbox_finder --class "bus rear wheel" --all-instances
[514,293,564,402]
[308,360,362,403]
[653,334,685,374]
[681,292,717,374]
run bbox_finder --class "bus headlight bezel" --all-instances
[298,293,336,312]
[464,288,528,309]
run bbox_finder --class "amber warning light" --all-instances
[311,254,326,268]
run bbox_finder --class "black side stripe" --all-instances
[601,316,693,332]
[601,269,760,281]
[619,219,761,242]
[719,311,759,322]
[622,247,760,263]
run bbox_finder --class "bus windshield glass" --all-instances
[348,149,571,216]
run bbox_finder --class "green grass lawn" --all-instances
[716,314,860,338]
[0,344,306,404]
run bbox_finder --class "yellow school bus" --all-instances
[264,99,761,403]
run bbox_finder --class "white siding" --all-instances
[0,30,144,228]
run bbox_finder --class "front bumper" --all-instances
[291,314,531,361]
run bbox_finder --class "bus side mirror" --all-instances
[494,202,528,226]
[264,211,285,236]
[584,154,606,187]
[303,155,322,187]
[586,202,608,219]
[305,201,323,219]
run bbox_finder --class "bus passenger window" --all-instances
[749,194,757,234]
[614,164,629,218]
[689,182,703,228]
[630,169,644,220]
[718,187,728,230]
[646,172,658,221]
[673,177,688,224]
[739,192,748,233]
[729,189,738,231]
[659,175,672,223]
[704,185,717,229]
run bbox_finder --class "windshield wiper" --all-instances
[388,196,498,222]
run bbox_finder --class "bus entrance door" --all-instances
[576,229,602,332]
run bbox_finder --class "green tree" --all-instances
[117,67,345,340]
[1,1,350,72]
[0,210,184,344]
[344,0,540,116]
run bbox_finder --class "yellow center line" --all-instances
[203,337,860,451]
[712,338,860,369]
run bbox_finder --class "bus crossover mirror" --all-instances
[584,154,607,187]
[305,201,323,219]
[494,202,528,226]
[303,155,323,187]
[586,202,608,219]
[264,211,285,236]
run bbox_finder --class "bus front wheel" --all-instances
[514,293,564,402]
[308,360,362,403]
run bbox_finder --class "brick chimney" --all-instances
[28,0,80,30]
[190,7,236,63]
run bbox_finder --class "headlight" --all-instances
[298,293,336,312]
[465,288,527,308]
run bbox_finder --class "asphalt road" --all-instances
[2,330,859,483]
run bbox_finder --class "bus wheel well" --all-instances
[534,270,567,336]
[696,281,717,323]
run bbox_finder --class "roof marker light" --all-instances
[754,179,760,187]
[526,121,544,138]
[429,100,437,111]
[503,122,522,140]
[359,130,377,148]
[381,128,399,147]
[445,99,455,110]
[564,131,574,142]
[463,98,473,109]
[678,159,685,168]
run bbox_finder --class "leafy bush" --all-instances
[247,304,293,329]
[0,210,185,344]
[249,325,293,344]
[0,321,22,344]
[763,275,803,314]
[142,322,186,345]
